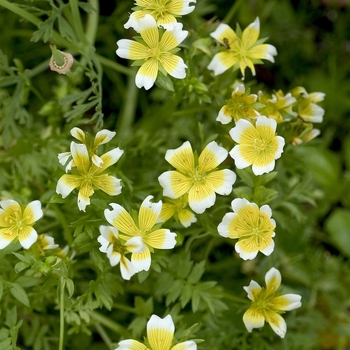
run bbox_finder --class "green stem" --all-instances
[0,0,40,26]
[52,204,73,246]
[86,0,99,46]
[95,323,114,350]
[89,311,132,338]
[116,73,138,139]
[69,0,87,44]
[113,303,137,314]
[223,0,244,24]
[58,277,66,350]
[220,291,249,304]
[96,54,134,76]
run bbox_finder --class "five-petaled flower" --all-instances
[124,0,196,32]
[243,267,302,338]
[158,141,236,214]
[104,196,176,272]
[218,198,276,260]
[158,194,197,228]
[208,17,277,77]
[56,142,123,212]
[0,200,43,249]
[291,86,325,123]
[217,82,263,124]
[116,314,197,350]
[229,115,285,175]
[58,127,116,171]
[116,14,188,90]
[98,225,145,280]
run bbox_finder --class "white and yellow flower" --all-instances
[0,200,43,249]
[218,198,275,260]
[158,141,236,214]
[116,314,197,350]
[124,0,196,31]
[291,86,325,123]
[243,267,302,338]
[58,127,116,171]
[258,90,297,123]
[208,17,277,77]
[158,194,197,228]
[229,115,285,175]
[104,196,176,272]
[217,82,262,124]
[117,14,188,90]
[56,142,123,212]
[98,225,145,280]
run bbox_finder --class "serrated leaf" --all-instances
[166,280,183,306]
[187,260,206,284]
[180,284,192,308]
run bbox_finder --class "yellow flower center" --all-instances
[149,46,162,59]
[191,168,206,184]
[146,0,171,18]
[253,137,266,151]
[2,207,27,236]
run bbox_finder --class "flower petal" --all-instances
[198,141,228,172]
[205,169,236,195]
[125,236,146,253]
[70,127,86,142]
[216,106,232,124]
[265,267,282,295]
[248,44,277,62]
[144,229,177,249]
[264,311,287,338]
[93,174,122,196]
[71,142,90,173]
[124,11,145,32]
[229,118,254,143]
[138,196,162,231]
[229,146,251,169]
[136,59,159,90]
[131,247,151,272]
[56,174,82,198]
[231,197,251,212]
[243,307,265,332]
[116,39,149,60]
[158,171,192,199]
[147,314,174,350]
[210,23,238,46]
[108,248,122,267]
[172,340,197,350]
[178,209,197,228]
[0,228,16,249]
[235,239,259,260]
[165,141,194,173]
[104,203,138,236]
[217,212,237,238]
[18,226,38,249]
[188,183,216,214]
[94,129,116,147]
[160,22,188,51]
[271,294,302,311]
[243,280,261,301]
[77,184,94,211]
[139,14,159,47]
[161,54,187,79]
[120,255,136,280]
[242,17,260,49]
[116,339,148,350]
[23,200,43,224]
[158,202,177,223]
[58,152,71,166]
[208,52,237,76]
[97,147,124,172]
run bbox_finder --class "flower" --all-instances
[124,0,196,31]
[208,17,277,77]
[98,225,146,280]
[243,267,302,338]
[116,14,188,90]
[217,82,262,124]
[218,198,276,260]
[36,234,59,251]
[158,194,197,227]
[56,142,123,211]
[0,200,43,249]
[258,90,297,123]
[158,141,236,214]
[291,87,325,123]
[104,196,177,272]
[229,115,285,175]
[58,127,116,171]
[116,314,197,350]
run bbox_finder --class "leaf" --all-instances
[65,278,75,298]
[155,73,174,92]
[10,283,30,307]
[325,208,350,257]
[187,260,206,284]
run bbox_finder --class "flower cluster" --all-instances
[98,196,176,279]
[117,0,196,90]
[56,128,123,211]
[116,314,197,350]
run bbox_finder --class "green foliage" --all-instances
[0,0,349,349]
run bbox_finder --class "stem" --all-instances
[95,323,114,350]
[223,0,244,24]
[0,0,40,26]
[96,54,134,76]
[116,73,138,139]
[58,278,66,350]
[86,0,99,46]
[69,0,87,44]
[220,291,249,304]
[89,311,132,338]
[52,204,73,246]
